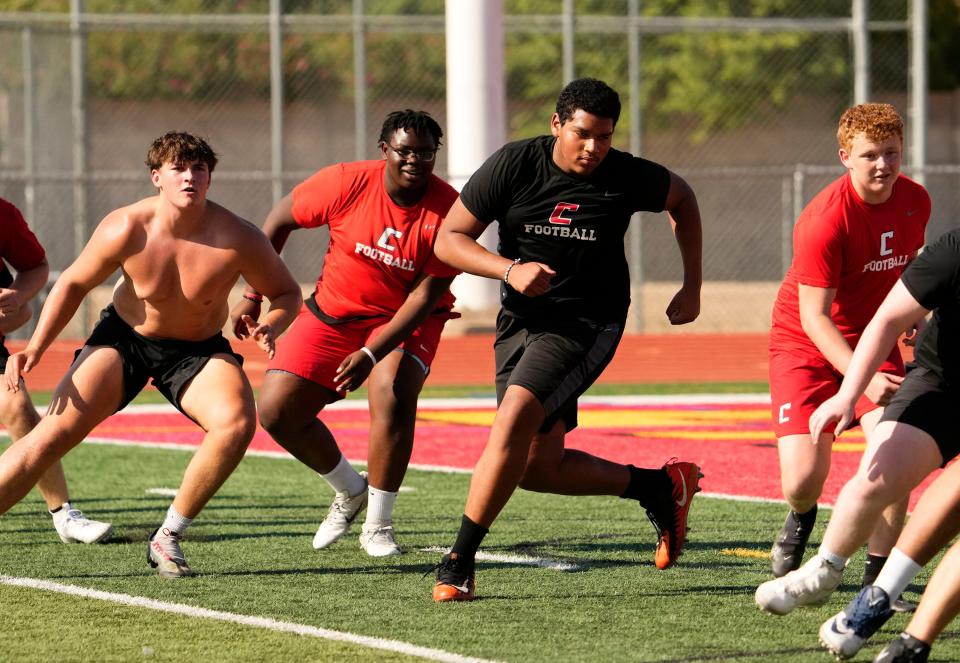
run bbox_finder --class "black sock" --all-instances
[450,515,488,560]
[48,505,64,515]
[620,464,672,509]
[794,504,818,530]
[862,553,887,587]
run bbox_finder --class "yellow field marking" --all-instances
[417,408,767,429]
[721,548,769,559]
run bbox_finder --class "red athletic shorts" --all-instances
[268,303,454,399]
[768,348,904,438]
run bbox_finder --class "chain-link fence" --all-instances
[1,1,958,336]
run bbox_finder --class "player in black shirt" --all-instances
[429,78,704,602]
[758,228,960,659]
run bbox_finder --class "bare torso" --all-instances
[110,196,252,340]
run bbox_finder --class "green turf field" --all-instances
[0,439,950,662]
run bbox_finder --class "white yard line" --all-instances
[0,575,502,663]
[421,546,581,572]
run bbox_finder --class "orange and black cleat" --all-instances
[430,552,476,602]
[647,459,703,570]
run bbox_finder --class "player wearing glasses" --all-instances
[231,110,459,557]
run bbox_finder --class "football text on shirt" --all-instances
[354,233,415,271]
[862,230,908,273]
[523,223,598,241]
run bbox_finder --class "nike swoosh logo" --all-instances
[604,191,623,197]
[676,472,688,507]
[906,209,919,216]
[452,582,471,593]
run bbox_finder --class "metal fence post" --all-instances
[353,0,367,160]
[851,0,870,104]
[628,0,644,332]
[269,0,284,206]
[909,0,928,189]
[70,0,89,330]
[562,0,575,84]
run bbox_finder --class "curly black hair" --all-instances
[555,78,621,126]
[378,110,443,146]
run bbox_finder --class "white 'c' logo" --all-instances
[377,228,402,251]
[778,403,791,424]
[880,231,894,256]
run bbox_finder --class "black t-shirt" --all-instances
[459,135,671,323]
[901,228,960,383]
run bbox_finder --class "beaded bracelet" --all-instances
[503,258,522,285]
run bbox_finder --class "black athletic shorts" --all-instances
[494,311,624,433]
[75,305,243,415]
[879,365,960,465]
[0,339,8,373]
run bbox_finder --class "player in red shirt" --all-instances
[231,110,459,557]
[764,104,929,600]
[0,197,112,543]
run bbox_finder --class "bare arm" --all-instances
[434,198,555,296]
[0,259,49,334]
[230,194,301,337]
[333,274,454,392]
[234,223,302,358]
[810,280,929,439]
[4,215,128,389]
[662,171,702,324]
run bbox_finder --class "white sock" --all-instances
[161,505,193,535]
[817,545,849,571]
[365,486,398,527]
[50,502,73,528]
[873,547,922,600]
[320,455,367,496]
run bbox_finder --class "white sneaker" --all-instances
[54,508,113,544]
[819,585,894,659]
[755,556,843,615]
[147,527,194,579]
[359,523,402,557]
[312,472,368,550]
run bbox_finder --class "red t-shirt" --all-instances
[0,197,46,280]
[770,174,930,354]
[291,160,458,320]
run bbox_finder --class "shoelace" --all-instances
[66,509,90,523]
[422,555,472,583]
[844,589,892,635]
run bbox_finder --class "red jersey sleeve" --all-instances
[290,164,347,229]
[791,209,843,289]
[0,199,46,271]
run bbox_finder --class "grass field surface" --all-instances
[0,429,952,663]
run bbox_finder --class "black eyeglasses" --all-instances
[385,144,437,162]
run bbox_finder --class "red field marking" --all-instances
[16,398,937,510]
[7,332,772,391]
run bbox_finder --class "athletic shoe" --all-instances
[312,471,368,550]
[359,523,402,557]
[874,633,931,662]
[646,459,703,570]
[54,508,113,544]
[146,527,194,579]
[430,552,476,602]
[770,508,814,577]
[819,585,894,659]
[755,555,843,616]
[890,597,917,613]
